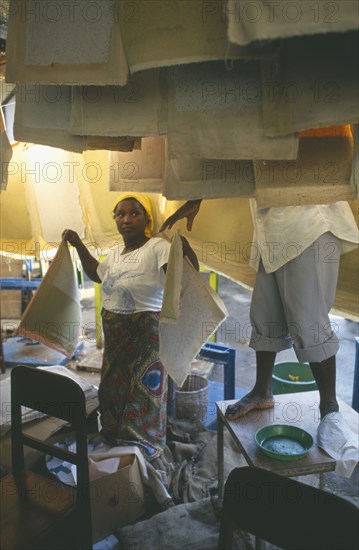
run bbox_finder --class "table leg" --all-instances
[217,407,224,499]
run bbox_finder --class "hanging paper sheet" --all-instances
[6,0,128,85]
[227,0,359,45]
[18,241,82,358]
[167,61,299,161]
[159,230,228,387]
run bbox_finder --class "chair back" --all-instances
[10,365,92,548]
[219,466,359,550]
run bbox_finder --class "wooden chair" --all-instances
[0,365,92,549]
[218,466,359,550]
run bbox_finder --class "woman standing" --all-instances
[63,193,198,461]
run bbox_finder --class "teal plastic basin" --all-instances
[255,424,314,461]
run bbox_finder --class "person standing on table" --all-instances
[160,198,359,420]
[63,193,198,461]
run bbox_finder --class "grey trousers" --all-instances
[249,232,341,363]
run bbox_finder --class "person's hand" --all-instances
[62,229,82,247]
[160,200,202,232]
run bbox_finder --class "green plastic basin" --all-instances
[255,424,314,461]
[272,362,317,395]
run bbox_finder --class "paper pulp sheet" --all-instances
[0,110,13,191]
[164,155,255,200]
[84,136,138,152]
[13,84,135,153]
[70,70,165,137]
[28,147,85,244]
[76,150,167,249]
[227,0,359,45]
[5,0,128,85]
[18,241,82,358]
[108,138,165,193]
[14,85,84,153]
[167,61,299,161]
[75,150,132,250]
[160,231,182,323]
[0,145,39,253]
[162,197,257,288]
[261,33,359,137]
[351,125,359,198]
[159,231,228,387]
[118,0,278,74]
[254,135,356,207]
[0,144,86,256]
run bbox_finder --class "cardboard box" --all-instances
[42,430,146,543]
[1,427,146,543]
[90,454,145,543]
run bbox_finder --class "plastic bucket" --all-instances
[175,374,208,422]
[272,362,317,395]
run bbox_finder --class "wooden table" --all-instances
[216,391,359,498]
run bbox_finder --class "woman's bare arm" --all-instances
[62,230,101,283]
[181,236,199,271]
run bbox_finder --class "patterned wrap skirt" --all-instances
[98,309,167,461]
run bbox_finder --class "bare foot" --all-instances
[225,391,275,421]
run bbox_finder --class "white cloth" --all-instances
[159,231,228,387]
[97,237,170,313]
[249,200,359,273]
[317,412,359,478]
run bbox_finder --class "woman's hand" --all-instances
[62,229,82,248]
[160,200,202,232]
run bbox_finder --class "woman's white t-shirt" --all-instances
[97,237,170,314]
